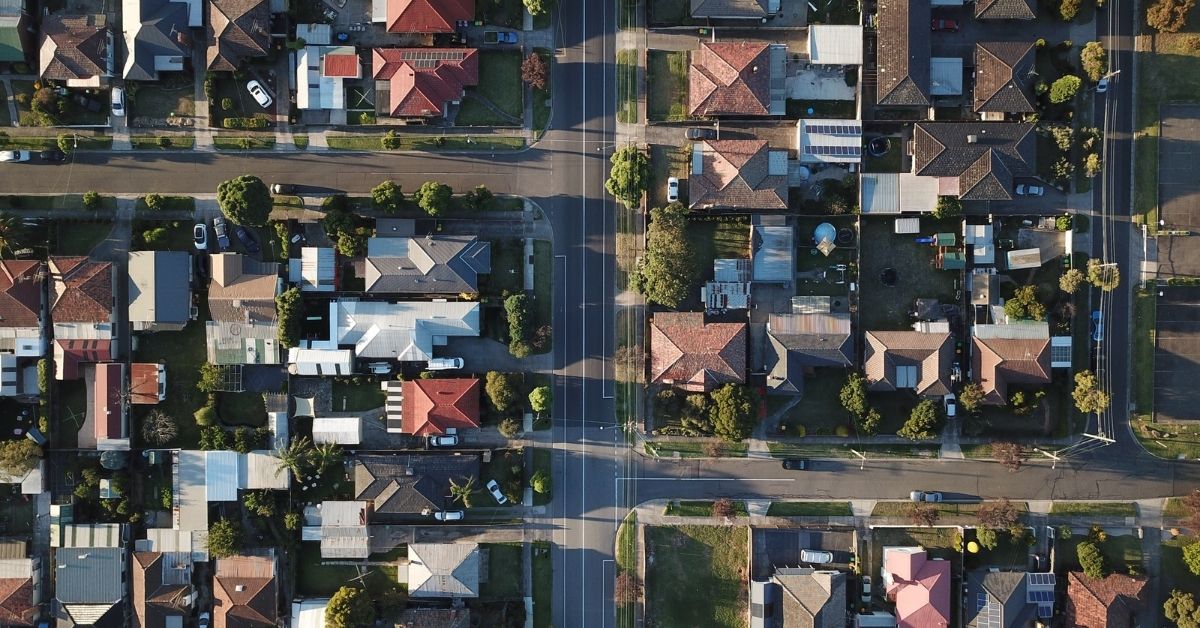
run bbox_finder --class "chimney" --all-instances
[966,135,978,144]
[752,65,759,73]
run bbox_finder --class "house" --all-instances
[764,308,854,395]
[691,0,779,19]
[53,547,126,627]
[1064,571,1147,628]
[807,25,864,66]
[312,417,362,445]
[206,253,281,365]
[393,609,471,628]
[132,551,194,628]
[290,598,328,628]
[300,501,371,559]
[911,123,1036,201]
[973,42,1036,118]
[288,247,336,291]
[863,330,953,396]
[129,363,166,405]
[689,41,786,117]
[91,362,129,450]
[128,251,192,332]
[203,450,289,503]
[38,15,111,87]
[751,567,846,628]
[297,47,359,111]
[407,543,481,598]
[286,347,354,375]
[121,0,191,80]
[0,552,39,627]
[212,554,277,628]
[389,377,481,436]
[798,119,863,164]
[0,0,32,64]
[876,0,930,106]
[365,235,491,294]
[354,453,480,519]
[298,300,479,362]
[372,48,480,119]
[965,571,1055,627]
[0,260,45,360]
[881,548,951,628]
[49,257,114,379]
[650,312,747,392]
[975,0,1036,19]
[972,324,1053,405]
[206,0,268,71]
[689,140,789,211]
[374,0,472,33]
[751,223,793,283]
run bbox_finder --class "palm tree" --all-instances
[0,214,22,257]
[309,441,342,475]
[448,476,477,508]
[273,436,313,480]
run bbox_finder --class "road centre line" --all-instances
[616,477,797,482]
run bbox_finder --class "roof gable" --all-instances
[690,139,789,210]
[689,41,773,116]
[372,48,479,117]
[212,556,276,628]
[913,123,1036,201]
[386,0,472,33]
[39,15,109,81]
[650,312,747,392]
[0,261,43,328]
[972,335,1052,404]
[864,331,952,396]
[205,0,268,71]
[401,378,481,436]
[0,575,34,626]
[49,256,112,324]
[876,0,930,106]
[973,42,1036,113]
[1065,572,1146,628]
[975,0,1037,19]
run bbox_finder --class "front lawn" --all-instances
[481,448,525,506]
[644,441,749,458]
[132,74,196,118]
[54,220,112,255]
[331,378,385,412]
[480,543,523,598]
[483,238,523,296]
[645,525,748,628]
[325,134,525,151]
[457,50,523,126]
[1057,533,1142,574]
[648,143,689,209]
[131,135,196,150]
[132,220,197,252]
[1163,536,1200,612]
[768,369,853,437]
[647,50,689,121]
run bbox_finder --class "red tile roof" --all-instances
[689,41,772,116]
[884,549,951,628]
[130,363,163,405]
[213,556,276,628]
[402,378,481,436]
[972,336,1051,405]
[49,256,112,324]
[689,139,788,210]
[650,312,747,392]
[54,338,111,380]
[385,0,472,33]
[322,53,360,78]
[0,261,42,328]
[1065,572,1146,628]
[372,48,480,118]
[94,362,123,442]
[0,576,35,627]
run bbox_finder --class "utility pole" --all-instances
[849,449,866,470]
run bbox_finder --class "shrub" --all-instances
[1077,540,1106,579]
[898,400,940,440]
[521,52,549,90]
[220,97,233,111]
[932,196,962,219]
[498,417,521,438]
[82,191,100,209]
[370,180,404,213]
[221,117,269,130]
[381,130,402,150]
[144,193,164,210]
[1060,0,1081,20]
[194,404,217,427]
[1050,75,1082,103]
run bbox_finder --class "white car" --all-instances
[667,176,680,203]
[800,549,834,564]
[1015,183,1045,196]
[910,490,944,503]
[193,224,208,250]
[427,434,459,448]
[486,479,509,505]
[366,362,392,375]
[434,510,465,521]
[427,357,464,371]
[246,80,273,109]
[944,393,957,418]
[0,150,30,162]
[111,87,125,117]
[198,612,211,628]
[1096,78,1108,93]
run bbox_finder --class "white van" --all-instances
[800,549,833,564]
[427,357,464,371]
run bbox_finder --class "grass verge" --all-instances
[616,512,637,628]
[326,134,525,151]
[664,500,748,517]
[1049,502,1137,517]
[531,447,551,506]
[1132,285,1156,415]
[532,541,552,628]
[131,135,195,150]
[644,441,749,458]
[766,501,853,517]
[616,49,638,124]
[213,135,275,150]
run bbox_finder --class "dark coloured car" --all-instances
[212,216,231,251]
[685,127,718,140]
[781,458,808,470]
[931,18,959,31]
[39,149,67,163]
[235,226,260,254]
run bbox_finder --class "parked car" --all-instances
[193,224,208,250]
[271,183,296,194]
[781,458,807,470]
[931,18,959,31]
[667,176,680,203]
[246,80,273,109]
[1015,183,1045,196]
[198,612,211,628]
[110,87,126,117]
[800,549,834,564]
[909,490,944,502]
[212,217,231,251]
[39,149,66,163]
[434,510,465,521]
[366,362,392,375]
[486,479,509,505]
[1096,77,1109,93]
[484,30,518,44]
[0,151,30,162]
[944,393,957,418]
[861,576,872,603]
[428,434,460,448]
[1091,310,1103,343]
[428,357,464,371]
[685,127,718,140]
[234,226,260,254]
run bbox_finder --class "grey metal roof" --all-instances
[408,543,480,598]
[128,251,191,325]
[752,225,793,283]
[55,547,125,603]
[123,0,190,80]
[364,236,490,294]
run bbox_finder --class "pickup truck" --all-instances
[484,30,518,44]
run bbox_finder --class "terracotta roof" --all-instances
[689,139,789,210]
[132,552,191,628]
[49,256,112,324]
[0,261,42,328]
[863,330,953,396]
[689,41,772,116]
[0,575,35,627]
[385,0,472,33]
[884,550,952,628]
[321,52,360,78]
[401,378,481,436]
[130,363,163,405]
[54,338,110,380]
[975,0,1036,19]
[213,556,276,628]
[372,48,479,118]
[94,362,123,442]
[972,336,1051,404]
[650,312,746,392]
[912,123,1036,201]
[39,15,109,81]
[876,0,931,106]
[691,0,771,18]
[208,254,279,324]
[206,0,268,71]
[1064,572,1146,628]
[973,42,1036,113]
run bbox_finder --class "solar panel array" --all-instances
[803,145,862,157]
[1038,604,1054,619]
[399,49,469,68]
[806,123,861,136]
[975,593,1001,628]
[1028,573,1056,586]
[1028,589,1054,603]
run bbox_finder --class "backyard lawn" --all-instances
[331,379,385,412]
[646,525,747,628]
[457,51,523,126]
[858,217,959,330]
[481,543,524,598]
[54,379,86,449]
[647,50,689,121]
[686,218,750,290]
[217,392,266,426]
[132,317,208,448]
[296,543,399,597]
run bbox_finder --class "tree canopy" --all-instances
[485,371,518,413]
[414,181,453,217]
[325,587,376,628]
[0,439,40,476]
[1077,540,1106,579]
[1081,41,1107,81]
[839,373,868,417]
[634,203,696,308]
[1166,590,1200,628]
[708,384,757,442]
[371,180,404,213]
[1003,285,1047,321]
[1060,268,1086,294]
[207,518,243,558]
[1050,75,1082,104]
[216,175,272,226]
[529,386,552,414]
[1087,258,1120,291]
[605,147,649,209]
[1073,369,1111,414]
[898,400,940,440]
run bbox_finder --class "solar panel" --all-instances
[976,593,988,612]
[1038,604,1053,618]
[1029,573,1056,586]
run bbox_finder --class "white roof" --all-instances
[296,47,348,111]
[287,347,354,375]
[296,23,331,45]
[930,57,964,96]
[205,451,239,501]
[242,451,290,490]
[894,217,921,234]
[1007,248,1043,270]
[860,173,940,214]
[320,527,370,558]
[176,450,208,531]
[312,417,362,445]
[291,247,337,291]
[326,300,481,361]
[139,529,210,562]
[291,599,330,628]
[0,558,32,579]
[321,501,370,527]
[808,25,864,65]
[966,223,996,265]
[0,458,43,494]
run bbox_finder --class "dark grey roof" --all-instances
[354,454,480,517]
[764,313,854,395]
[128,251,191,325]
[965,571,1039,628]
[365,236,490,294]
[876,0,930,106]
[691,0,770,18]
[973,42,1036,114]
[912,123,1035,201]
[975,0,1037,19]
[125,0,190,80]
[55,548,124,603]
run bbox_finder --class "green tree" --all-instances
[207,518,243,558]
[635,203,697,307]
[0,214,22,255]
[370,180,404,213]
[708,384,757,442]
[449,476,477,508]
[216,175,272,226]
[273,436,313,480]
[1060,0,1081,19]
[1060,268,1086,294]
[1087,258,1120,291]
[1166,589,1200,628]
[1147,0,1196,33]
[284,512,302,530]
[144,193,165,210]
[959,382,986,412]
[498,417,521,438]
[325,587,375,628]
[1077,540,1106,579]
[57,133,73,154]
[485,371,518,412]
[1050,75,1083,103]
[463,185,494,211]
[839,373,868,417]
[1183,542,1200,576]
[856,407,882,436]
[1081,41,1107,81]
[275,287,301,348]
[336,230,368,258]
[1004,285,1047,321]
[381,130,402,150]
[530,469,552,494]
[1073,370,1111,413]
[976,527,999,550]
[898,400,940,440]
[529,386,552,414]
[1084,152,1102,177]
[605,147,649,209]
[505,294,531,356]
[414,181,452,217]
[932,196,962,219]
[243,490,275,517]
[523,0,556,15]
[194,405,217,427]
[197,363,222,393]
[0,439,40,476]
[992,441,1026,472]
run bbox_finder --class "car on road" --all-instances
[861,576,872,603]
[427,357,464,371]
[685,127,718,140]
[931,18,959,31]
[1096,77,1109,93]
[800,549,834,564]
[1091,310,1103,342]
[39,149,66,163]
[781,458,807,470]
[111,87,125,117]
[193,224,208,250]
[427,434,460,448]
[0,150,30,162]
[271,183,296,194]
[1015,183,1045,196]
[234,226,260,254]
[434,510,465,521]
[246,80,273,109]
[212,216,231,250]
[198,612,210,628]
[944,393,957,418]
[486,479,509,505]
[910,490,944,502]
[667,176,679,203]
